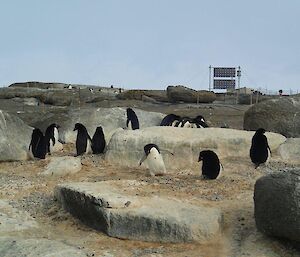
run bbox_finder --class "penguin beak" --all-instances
[198,157,202,162]
[73,127,77,131]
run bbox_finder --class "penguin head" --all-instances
[144,143,160,155]
[96,126,103,133]
[49,123,60,129]
[256,128,266,135]
[73,123,85,131]
[194,115,209,128]
[32,128,43,137]
[126,108,133,116]
[198,150,217,162]
[194,115,206,123]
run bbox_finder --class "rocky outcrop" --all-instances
[254,170,300,243]
[105,127,286,172]
[238,94,272,105]
[55,180,222,243]
[12,97,39,106]
[117,90,169,102]
[0,110,32,161]
[167,86,216,103]
[0,238,87,257]
[40,157,82,176]
[244,97,300,137]
[32,107,165,144]
[278,138,300,164]
[0,86,117,106]
[9,81,70,89]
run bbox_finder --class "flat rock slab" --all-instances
[41,156,82,176]
[105,127,286,172]
[54,181,222,243]
[0,200,38,235]
[0,237,86,257]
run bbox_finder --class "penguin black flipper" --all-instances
[126,108,140,130]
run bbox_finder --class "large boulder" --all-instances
[254,170,300,243]
[0,110,32,161]
[278,138,300,164]
[105,127,286,172]
[32,107,165,144]
[167,86,216,103]
[55,180,222,243]
[0,237,86,257]
[244,97,300,137]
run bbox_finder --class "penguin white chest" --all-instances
[86,139,92,154]
[50,128,63,153]
[145,148,166,176]
[127,120,132,130]
[266,148,271,164]
[183,121,190,128]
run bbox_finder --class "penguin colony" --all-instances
[160,114,209,128]
[28,108,271,179]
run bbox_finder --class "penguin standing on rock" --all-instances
[139,144,171,176]
[91,126,106,154]
[29,128,47,159]
[250,128,271,168]
[73,123,92,156]
[45,123,62,154]
[126,108,139,130]
[198,150,222,179]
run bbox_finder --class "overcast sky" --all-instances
[0,0,299,92]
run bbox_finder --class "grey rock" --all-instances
[41,156,82,176]
[0,110,32,161]
[0,200,38,235]
[167,86,216,103]
[9,81,71,89]
[54,181,223,243]
[254,170,300,243]
[141,95,158,103]
[105,127,286,172]
[278,138,300,164]
[0,86,116,106]
[32,107,165,144]
[244,97,300,137]
[117,90,169,102]
[238,94,272,105]
[0,237,87,257]
[12,97,39,106]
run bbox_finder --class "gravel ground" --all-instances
[0,99,299,256]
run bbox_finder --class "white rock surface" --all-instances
[55,180,223,243]
[0,237,87,257]
[105,127,286,172]
[278,138,300,164]
[0,200,38,235]
[0,110,33,161]
[41,156,82,176]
